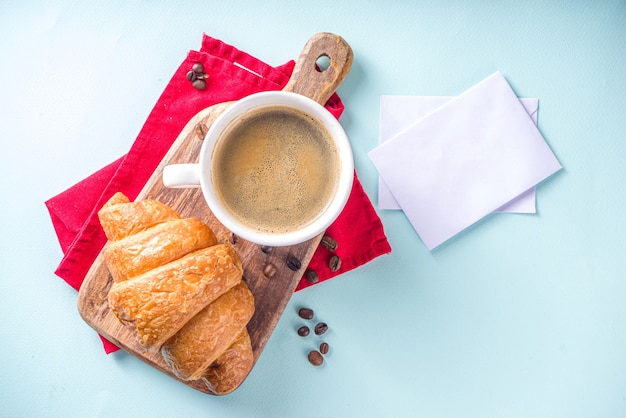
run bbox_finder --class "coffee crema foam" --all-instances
[212,105,340,235]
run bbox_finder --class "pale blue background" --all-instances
[1,1,625,417]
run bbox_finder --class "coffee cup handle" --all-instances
[162,164,202,188]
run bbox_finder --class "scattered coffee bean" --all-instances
[194,122,208,140]
[260,245,273,254]
[320,235,338,252]
[192,62,205,74]
[263,263,277,278]
[319,342,329,355]
[298,307,314,320]
[297,325,310,337]
[314,322,328,335]
[192,78,207,90]
[231,232,238,244]
[186,70,198,82]
[308,350,324,366]
[188,62,209,89]
[328,254,342,272]
[304,269,319,284]
[286,255,301,271]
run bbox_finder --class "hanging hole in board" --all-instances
[315,54,331,72]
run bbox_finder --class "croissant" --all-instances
[97,192,256,394]
[202,329,254,395]
[161,281,255,381]
[103,217,218,283]
[98,192,180,241]
[107,244,243,350]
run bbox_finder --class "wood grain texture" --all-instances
[284,32,354,105]
[77,33,353,395]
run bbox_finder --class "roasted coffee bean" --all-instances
[304,269,319,284]
[286,255,301,271]
[231,232,238,244]
[260,245,273,254]
[328,254,342,272]
[319,342,329,355]
[192,62,205,74]
[194,123,208,140]
[263,263,277,278]
[320,235,338,251]
[297,325,310,337]
[186,70,198,82]
[192,79,207,90]
[298,307,314,320]
[308,350,324,366]
[314,322,328,335]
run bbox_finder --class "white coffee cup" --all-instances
[162,90,353,247]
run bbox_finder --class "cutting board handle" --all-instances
[283,33,354,106]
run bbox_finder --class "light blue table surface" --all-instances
[1,1,625,417]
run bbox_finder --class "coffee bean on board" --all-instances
[194,123,208,140]
[263,263,277,278]
[286,255,301,271]
[320,235,338,251]
[314,322,328,335]
[308,350,324,366]
[304,269,319,284]
[328,255,342,272]
[319,342,329,355]
[297,325,310,337]
[298,307,314,320]
[260,245,273,254]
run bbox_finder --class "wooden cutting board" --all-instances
[77,33,353,394]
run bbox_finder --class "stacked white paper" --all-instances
[369,72,562,250]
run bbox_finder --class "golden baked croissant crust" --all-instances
[161,281,255,381]
[202,329,254,395]
[97,192,256,394]
[98,192,180,241]
[103,217,218,283]
[108,244,243,351]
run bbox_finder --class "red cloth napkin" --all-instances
[46,34,391,353]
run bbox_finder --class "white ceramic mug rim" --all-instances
[198,91,354,247]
